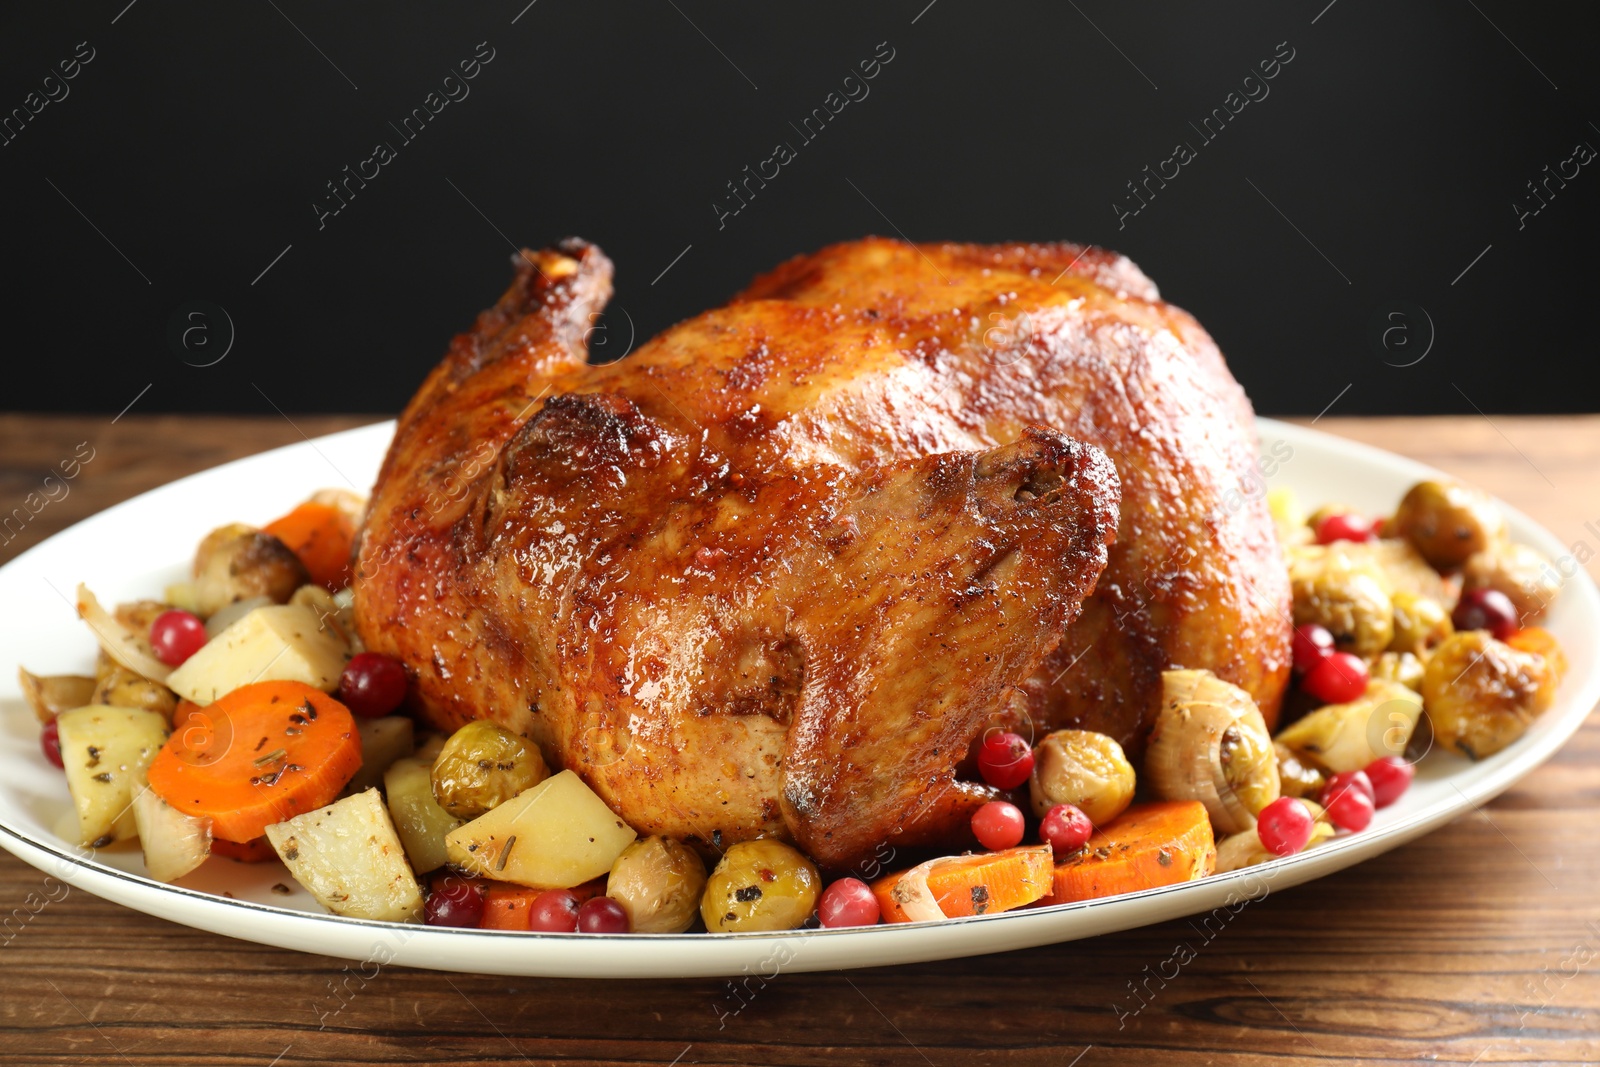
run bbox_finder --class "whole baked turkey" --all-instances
[353,238,1290,870]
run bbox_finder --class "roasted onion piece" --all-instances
[1146,669,1280,835]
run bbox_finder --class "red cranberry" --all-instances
[527,889,581,932]
[576,895,630,934]
[1364,756,1415,808]
[149,609,208,666]
[971,801,1026,851]
[337,651,409,718]
[1302,651,1369,704]
[818,878,881,928]
[1292,623,1336,675]
[424,877,485,928]
[1314,512,1375,545]
[1452,588,1519,640]
[40,719,64,769]
[976,730,1035,790]
[1039,803,1094,854]
[1323,783,1375,832]
[1256,797,1314,856]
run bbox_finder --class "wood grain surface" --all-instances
[0,412,1596,1067]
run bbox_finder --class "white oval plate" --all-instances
[0,418,1594,979]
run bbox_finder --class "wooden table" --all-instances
[1,413,1596,1067]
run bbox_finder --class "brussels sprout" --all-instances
[1387,480,1505,571]
[1388,592,1453,658]
[1291,553,1393,658]
[607,836,708,933]
[91,665,178,723]
[192,523,309,617]
[430,720,549,819]
[701,839,819,933]
[1273,742,1327,800]
[1028,729,1135,826]
[1371,650,1426,692]
[1461,541,1561,625]
[1421,631,1557,760]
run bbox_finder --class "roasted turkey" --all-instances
[353,237,1291,870]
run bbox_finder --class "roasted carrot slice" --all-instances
[146,681,361,843]
[263,501,357,591]
[211,836,277,863]
[873,845,1054,923]
[1042,800,1216,906]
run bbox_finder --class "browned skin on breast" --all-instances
[354,237,1289,869]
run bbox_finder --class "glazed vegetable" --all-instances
[1290,552,1393,658]
[1370,650,1426,692]
[343,715,415,795]
[1145,669,1279,835]
[265,789,424,923]
[445,770,636,887]
[191,523,310,617]
[1041,801,1216,905]
[383,756,464,874]
[165,603,351,705]
[430,720,549,820]
[56,705,170,847]
[145,680,362,842]
[1388,592,1454,658]
[1273,742,1327,800]
[1421,630,1557,760]
[91,664,179,723]
[17,668,96,725]
[873,844,1053,923]
[1506,626,1567,680]
[132,782,212,883]
[76,585,172,684]
[204,595,274,639]
[1275,679,1424,773]
[606,836,708,934]
[263,499,359,591]
[702,839,821,932]
[1386,479,1505,571]
[1461,542,1560,624]
[1028,729,1136,825]
[289,584,360,650]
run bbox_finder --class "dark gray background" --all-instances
[2,1,1595,417]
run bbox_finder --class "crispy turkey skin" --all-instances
[353,237,1290,869]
